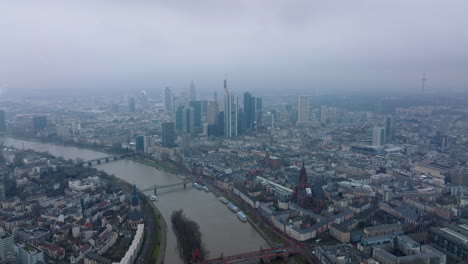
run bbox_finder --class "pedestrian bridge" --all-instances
[140,179,194,195]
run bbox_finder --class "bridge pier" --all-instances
[97,160,101,164]
[105,158,109,162]
[184,182,186,190]
[154,189,157,196]
[88,162,92,166]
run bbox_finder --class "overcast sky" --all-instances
[1,0,467,97]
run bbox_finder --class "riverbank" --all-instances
[2,136,166,264]
[98,172,165,264]
[3,136,271,263]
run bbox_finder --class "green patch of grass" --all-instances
[135,159,178,173]
[259,224,284,244]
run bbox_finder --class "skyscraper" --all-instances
[372,126,386,146]
[129,97,136,113]
[207,101,219,125]
[223,79,238,137]
[164,87,173,112]
[385,116,396,143]
[175,106,184,131]
[162,122,175,148]
[189,80,197,101]
[189,101,202,127]
[182,107,195,135]
[0,110,6,132]
[298,96,309,124]
[256,97,263,125]
[243,92,255,130]
[135,135,145,152]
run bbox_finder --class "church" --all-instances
[291,164,327,213]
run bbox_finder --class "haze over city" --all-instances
[1,0,468,97]
[1,1,468,264]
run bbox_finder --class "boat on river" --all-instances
[227,202,239,212]
[237,211,248,222]
[218,197,229,204]
[149,195,158,201]
[192,183,202,190]
[202,186,209,192]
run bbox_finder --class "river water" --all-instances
[1,137,269,263]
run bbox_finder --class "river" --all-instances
[1,137,269,263]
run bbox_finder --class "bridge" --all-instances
[78,154,134,166]
[140,179,194,195]
[199,246,302,264]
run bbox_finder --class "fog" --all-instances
[1,0,467,96]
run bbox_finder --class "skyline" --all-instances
[1,0,468,97]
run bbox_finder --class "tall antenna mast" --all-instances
[421,73,427,94]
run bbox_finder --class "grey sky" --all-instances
[1,0,467,96]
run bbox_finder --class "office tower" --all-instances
[135,135,145,152]
[189,101,202,127]
[175,106,184,131]
[213,91,218,102]
[32,116,47,130]
[320,106,328,124]
[189,80,197,101]
[128,97,136,113]
[164,87,173,112]
[385,116,396,143]
[243,92,255,130]
[201,100,208,116]
[207,101,219,125]
[0,228,13,261]
[297,96,309,124]
[372,126,386,146]
[237,109,246,135]
[217,111,225,137]
[182,107,195,135]
[15,243,45,264]
[223,79,238,137]
[0,110,6,132]
[256,97,263,125]
[162,122,175,148]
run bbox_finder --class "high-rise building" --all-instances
[223,79,238,137]
[128,97,136,113]
[135,135,145,152]
[182,107,195,135]
[213,91,218,102]
[297,96,309,124]
[189,81,197,101]
[320,106,328,124]
[256,97,263,125]
[162,122,175,148]
[0,110,6,132]
[207,101,219,125]
[32,116,47,130]
[175,106,184,131]
[189,101,202,127]
[201,100,208,117]
[243,92,255,130]
[373,126,386,146]
[164,87,173,113]
[385,116,396,143]
[0,228,14,261]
